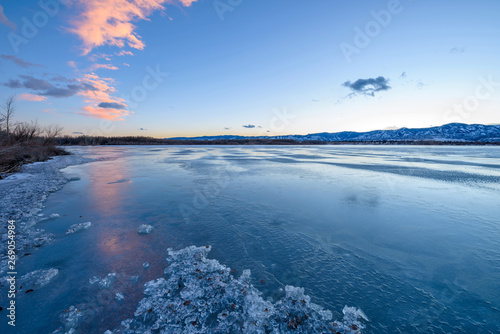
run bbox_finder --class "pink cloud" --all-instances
[0,4,17,30]
[19,93,48,102]
[68,0,199,55]
[91,63,119,71]
[116,50,134,56]
[178,0,198,6]
[43,108,57,114]
[78,73,130,120]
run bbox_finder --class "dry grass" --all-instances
[0,142,69,177]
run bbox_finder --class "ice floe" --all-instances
[66,222,92,235]
[137,224,154,234]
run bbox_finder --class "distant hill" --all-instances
[168,123,500,143]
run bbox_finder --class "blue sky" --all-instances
[0,0,499,137]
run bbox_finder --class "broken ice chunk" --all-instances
[143,262,150,269]
[20,268,59,287]
[106,245,368,333]
[99,273,116,288]
[89,273,116,288]
[66,222,92,234]
[115,292,125,301]
[138,224,154,235]
[59,306,84,333]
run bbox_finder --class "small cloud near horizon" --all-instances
[138,128,147,131]
[450,46,466,54]
[343,76,391,97]
[73,131,84,135]
[242,124,256,129]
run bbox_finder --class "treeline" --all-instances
[56,136,500,146]
[1,95,68,177]
[57,136,328,146]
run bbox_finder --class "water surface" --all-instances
[4,145,500,333]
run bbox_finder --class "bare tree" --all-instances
[1,95,16,139]
[43,124,64,144]
[12,121,42,142]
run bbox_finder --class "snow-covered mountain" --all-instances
[168,123,500,142]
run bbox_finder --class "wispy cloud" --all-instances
[12,75,97,98]
[42,108,60,115]
[342,76,391,96]
[20,75,54,91]
[178,0,198,5]
[1,55,44,68]
[0,4,16,30]
[68,0,199,55]
[4,69,129,120]
[19,93,47,102]
[116,50,134,56]
[90,63,119,71]
[3,79,22,89]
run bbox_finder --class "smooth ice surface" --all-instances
[1,145,500,334]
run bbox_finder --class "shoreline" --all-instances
[0,153,92,275]
[57,141,500,146]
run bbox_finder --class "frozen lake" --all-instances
[3,145,500,333]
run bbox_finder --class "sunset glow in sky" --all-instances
[1,0,499,137]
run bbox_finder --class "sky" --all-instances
[0,0,499,138]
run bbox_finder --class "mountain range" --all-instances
[168,123,500,143]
